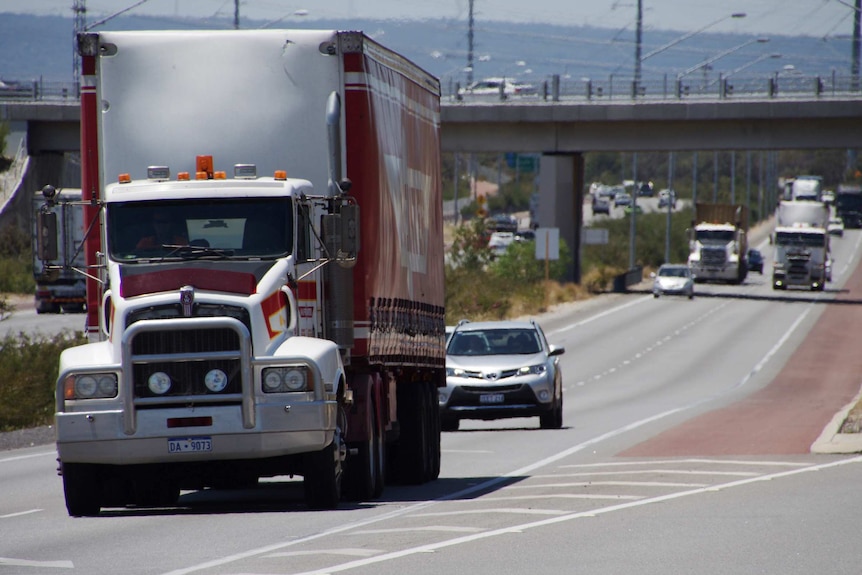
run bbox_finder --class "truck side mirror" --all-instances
[37,209,59,261]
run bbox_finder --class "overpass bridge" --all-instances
[3,95,862,281]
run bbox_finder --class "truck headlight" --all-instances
[204,369,228,393]
[64,373,119,400]
[148,371,172,395]
[262,366,312,393]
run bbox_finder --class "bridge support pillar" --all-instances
[537,153,584,283]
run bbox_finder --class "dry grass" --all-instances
[839,403,862,433]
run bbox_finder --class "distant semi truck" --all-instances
[687,202,749,284]
[31,188,86,314]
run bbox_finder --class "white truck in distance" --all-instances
[687,202,749,284]
[772,200,830,291]
[47,29,445,516]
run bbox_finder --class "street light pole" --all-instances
[634,0,643,92]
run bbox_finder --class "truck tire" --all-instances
[343,400,384,501]
[304,439,343,510]
[427,382,441,481]
[62,463,102,517]
[391,382,430,485]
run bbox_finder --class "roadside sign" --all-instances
[535,228,559,260]
[582,228,609,245]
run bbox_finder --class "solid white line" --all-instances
[548,296,651,335]
[351,526,484,535]
[0,557,74,569]
[0,450,55,464]
[413,508,567,517]
[503,481,707,489]
[558,458,809,468]
[263,549,384,559]
[483,494,643,502]
[0,509,42,519]
[536,470,761,478]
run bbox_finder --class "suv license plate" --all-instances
[168,437,212,454]
[479,393,504,404]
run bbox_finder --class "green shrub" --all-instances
[0,332,87,431]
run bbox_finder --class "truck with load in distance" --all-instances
[687,202,749,284]
[32,188,87,314]
[43,29,445,516]
[835,184,862,229]
[772,200,830,291]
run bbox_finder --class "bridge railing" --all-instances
[3,73,861,104]
[0,78,80,102]
[444,72,862,103]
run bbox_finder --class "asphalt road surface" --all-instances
[3,229,862,574]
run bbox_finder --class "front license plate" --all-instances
[168,437,212,454]
[479,393,505,404]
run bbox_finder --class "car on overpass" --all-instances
[458,77,538,99]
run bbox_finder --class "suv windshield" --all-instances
[109,197,293,261]
[447,329,541,356]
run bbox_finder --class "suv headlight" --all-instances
[262,366,312,393]
[518,364,547,376]
[64,373,119,400]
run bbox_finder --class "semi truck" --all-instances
[835,184,862,229]
[772,200,830,291]
[687,202,749,284]
[31,188,86,313]
[44,29,445,516]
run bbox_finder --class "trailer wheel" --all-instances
[424,382,441,481]
[343,401,384,501]
[62,462,102,517]
[392,383,430,485]
[304,439,343,510]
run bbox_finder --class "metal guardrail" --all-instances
[0,79,80,102]
[443,72,862,103]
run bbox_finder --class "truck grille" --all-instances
[120,316,253,433]
[131,328,242,399]
[702,247,727,266]
[787,253,811,276]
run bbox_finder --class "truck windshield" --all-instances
[775,231,826,248]
[696,230,735,243]
[108,198,293,260]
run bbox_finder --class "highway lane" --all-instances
[2,229,861,574]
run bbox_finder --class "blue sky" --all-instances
[3,0,858,38]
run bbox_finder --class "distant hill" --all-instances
[0,12,855,92]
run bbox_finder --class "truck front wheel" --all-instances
[304,439,343,510]
[62,462,102,517]
[343,401,384,501]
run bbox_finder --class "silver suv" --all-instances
[441,320,565,431]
